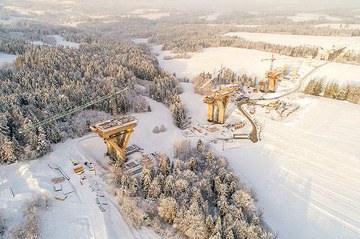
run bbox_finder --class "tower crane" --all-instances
[261,54,288,71]
[261,54,277,71]
[260,54,287,92]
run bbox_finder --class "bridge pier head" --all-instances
[90,115,137,163]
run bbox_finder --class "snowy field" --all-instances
[53,35,80,48]
[219,96,360,239]
[152,45,303,79]
[130,9,170,20]
[152,41,360,88]
[199,12,222,21]
[287,13,343,22]
[0,52,17,67]
[311,62,360,86]
[30,36,80,48]
[0,136,163,239]
[151,46,360,239]
[0,18,15,25]
[225,32,360,52]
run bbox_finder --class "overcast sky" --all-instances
[96,0,360,11]
[4,0,360,13]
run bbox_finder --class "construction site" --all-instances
[180,54,309,146]
[1,23,357,239]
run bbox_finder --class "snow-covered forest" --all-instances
[1,2,360,239]
[193,67,257,95]
[112,140,274,239]
[0,26,188,164]
[304,78,360,103]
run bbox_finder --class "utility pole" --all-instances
[111,84,117,118]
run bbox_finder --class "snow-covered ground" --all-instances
[130,9,170,20]
[133,38,149,44]
[2,33,359,239]
[151,45,360,239]
[52,35,80,48]
[311,62,360,86]
[0,136,163,239]
[153,41,360,88]
[0,98,177,239]
[0,52,17,67]
[132,97,185,156]
[219,96,360,239]
[225,32,360,52]
[3,5,46,16]
[0,18,14,25]
[179,83,360,239]
[199,12,222,21]
[207,23,261,28]
[287,13,342,22]
[152,45,303,80]
[31,41,45,46]
[30,36,80,48]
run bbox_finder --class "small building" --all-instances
[55,192,67,201]
[53,184,62,192]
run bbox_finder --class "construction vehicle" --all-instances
[70,157,79,166]
[90,115,137,161]
[234,122,245,130]
[85,162,95,171]
[73,165,85,174]
[203,85,238,124]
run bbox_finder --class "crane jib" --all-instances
[23,87,129,131]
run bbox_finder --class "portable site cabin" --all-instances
[55,192,67,201]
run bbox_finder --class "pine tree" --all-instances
[304,79,315,95]
[148,177,161,199]
[210,216,222,238]
[313,79,323,96]
[158,196,177,223]
[174,200,207,239]
[197,139,204,152]
[164,175,175,197]
[141,169,152,198]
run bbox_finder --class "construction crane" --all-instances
[261,54,288,71]
[260,54,287,92]
[261,54,277,71]
[23,87,129,131]
[23,86,138,162]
